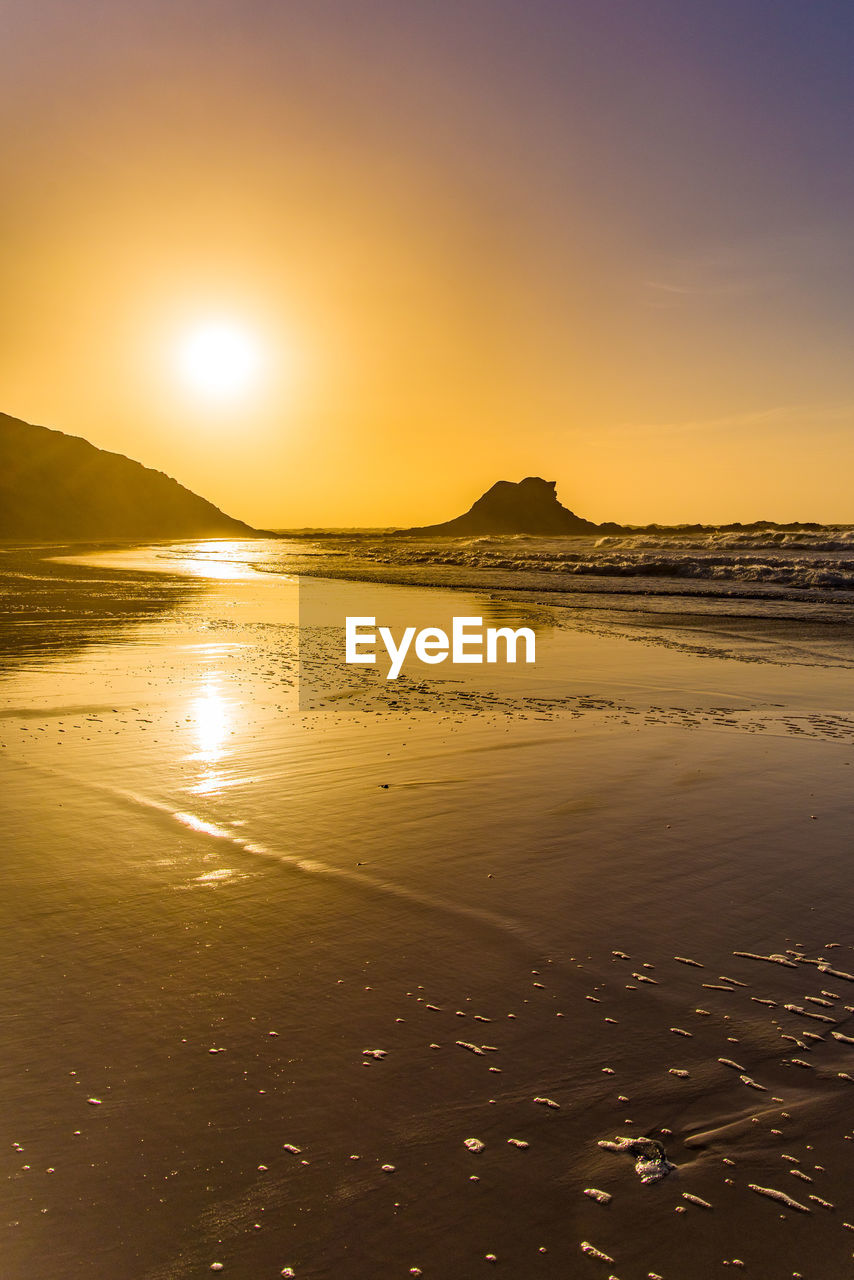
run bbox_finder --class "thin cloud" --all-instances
[609,402,854,437]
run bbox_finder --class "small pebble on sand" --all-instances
[584,1188,612,1204]
[580,1241,614,1262]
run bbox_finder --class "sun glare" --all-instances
[177,319,264,401]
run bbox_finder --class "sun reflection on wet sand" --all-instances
[190,681,229,761]
[56,540,276,581]
[174,809,231,838]
[171,542,261,580]
[185,679,233,796]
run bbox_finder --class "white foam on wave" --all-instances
[301,528,854,596]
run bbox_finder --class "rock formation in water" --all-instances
[399,477,602,536]
[395,475,827,538]
[0,413,260,540]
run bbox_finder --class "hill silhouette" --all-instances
[396,477,828,538]
[399,477,604,536]
[0,413,259,540]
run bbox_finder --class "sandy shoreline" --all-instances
[3,544,854,1278]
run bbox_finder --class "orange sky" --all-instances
[1,0,853,527]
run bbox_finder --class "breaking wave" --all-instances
[129,525,854,603]
[338,529,854,594]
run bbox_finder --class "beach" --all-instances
[3,540,854,1279]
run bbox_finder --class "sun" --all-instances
[176,319,265,401]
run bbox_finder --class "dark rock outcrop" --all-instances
[399,477,600,536]
[0,413,260,540]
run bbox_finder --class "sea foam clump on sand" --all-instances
[598,1136,675,1184]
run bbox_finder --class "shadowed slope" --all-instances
[0,413,259,540]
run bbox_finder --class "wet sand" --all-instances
[3,545,854,1279]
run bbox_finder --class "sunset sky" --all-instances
[1,0,852,527]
